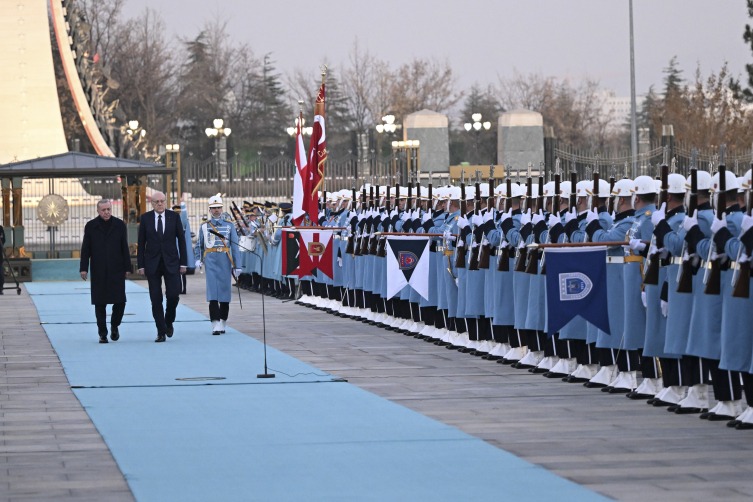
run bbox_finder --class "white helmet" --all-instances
[448,186,462,200]
[542,181,556,197]
[653,179,662,194]
[464,186,476,201]
[632,175,656,195]
[559,181,573,199]
[208,193,223,208]
[479,182,490,198]
[612,178,634,197]
[575,180,591,198]
[738,177,747,193]
[711,170,740,192]
[667,173,687,194]
[744,169,752,188]
[687,171,713,191]
[587,179,611,198]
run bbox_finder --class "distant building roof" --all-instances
[0,152,170,178]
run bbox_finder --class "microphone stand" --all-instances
[209,229,274,379]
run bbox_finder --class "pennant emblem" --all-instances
[399,251,418,270]
[559,272,593,301]
[308,241,325,256]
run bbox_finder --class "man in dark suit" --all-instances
[138,191,187,342]
[80,199,132,343]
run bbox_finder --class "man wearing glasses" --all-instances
[137,191,188,342]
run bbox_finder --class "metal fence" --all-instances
[553,142,753,180]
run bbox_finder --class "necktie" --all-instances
[157,214,163,235]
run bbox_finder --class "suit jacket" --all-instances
[137,210,187,275]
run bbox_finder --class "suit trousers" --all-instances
[146,258,181,334]
[95,303,125,334]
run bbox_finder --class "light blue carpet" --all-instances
[27,281,607,502]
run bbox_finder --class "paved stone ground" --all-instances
[4,275,753,501]
[0,286,133,502]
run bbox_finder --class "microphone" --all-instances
[207,227,274,378]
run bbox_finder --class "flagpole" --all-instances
[319,65,327,196]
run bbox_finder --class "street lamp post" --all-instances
[390,139,421,183]
[205,118,232,191]
[125,119,147,159]
[463,113,491,165]
[375,114,400,179]
[165,144,181,205]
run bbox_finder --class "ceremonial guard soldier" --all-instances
[194,194,241,335]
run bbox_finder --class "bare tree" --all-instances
[388,58,463,120]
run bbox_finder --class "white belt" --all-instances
[670,257,683,265]
[435,246,446,252]
[606,256,624,264]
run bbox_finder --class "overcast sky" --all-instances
[124,0,750,98]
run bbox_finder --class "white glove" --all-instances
[269,213,279,224]
[710,214,727,234]
[585,208,599,224]
[482,211,493,223]
[471,213,483,226]
[648,243,659,256]
[547,213,560,229]
[629,238,646,252]
[651,202,666,226]
[682,210,698,232]
[422,212,431,223]
[457,216,469,229]
[742,214,753,234]
[457,240,465,248]
[337,256,343,267]
[400,211,410,222]
[519,209,531,226]
[740,252,750,264]
[499,208,512,224]
[563,208,577,223]
[233,268,243,277]
[195,260,203,269]
[641,291,647,308]
[532,210,545,226]
[389,208,398,218]
[660,299,668,317]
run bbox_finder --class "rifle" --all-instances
[732,167,752,298]
[377,185,391,257]
[608,168,616,214]
[230,201,249,237]
[677,167,698,293]
[497,178,513,272]
[354,186,367,256]
[368,183,381,255]
[455,171,468,269]
[704,146,726,295]
[361,185,375,255]
[469,172,482,270]
[478,165,495,269]
[514,171,533,272]
[345,187,358,254]
[540,170,561,275]
[525,176,545,274]
[643,153,669,286]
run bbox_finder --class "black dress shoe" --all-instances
[566,376,589,383]
[699,411,712,419]
[155,333,166,343]
[110,326,120,341]
[601,386,614,392]
[544,372,567,378]
[584,381,607,388]
[166,324,174,338]
[727,419,741,428]
[674,406,706,414]
[99,335,108,344]
[608,387,632,394]
[735,421,753,430]
[530,367,549,374]
[627,392,654,400]
[707,413,736,422]
[652,399,674,407]
[212,330,222,336]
